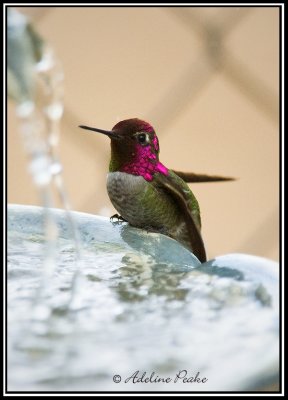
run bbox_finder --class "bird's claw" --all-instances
[110,213,127,223]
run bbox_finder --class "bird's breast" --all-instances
[106,172,149,225]
[106,172,194,253]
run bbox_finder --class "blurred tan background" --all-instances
[7,6,280,261]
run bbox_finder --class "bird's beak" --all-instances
[79,125,120,139]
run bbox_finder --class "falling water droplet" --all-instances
[9,10,82,320]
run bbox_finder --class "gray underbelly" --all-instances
[107,172,151,226]
[106,172,191,249]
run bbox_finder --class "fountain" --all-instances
[7,9,279,392]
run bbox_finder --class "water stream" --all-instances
[8,8,81,319]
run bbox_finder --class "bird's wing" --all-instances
[172,170,235,183]
[154,171,207,263]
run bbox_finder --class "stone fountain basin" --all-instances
[7,204,279,392]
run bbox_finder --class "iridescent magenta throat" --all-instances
[121,141,168,182]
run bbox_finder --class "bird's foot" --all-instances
[110,213,127,223]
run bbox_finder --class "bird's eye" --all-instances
[137,133,149,145]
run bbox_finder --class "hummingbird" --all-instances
[79,118,234,263]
